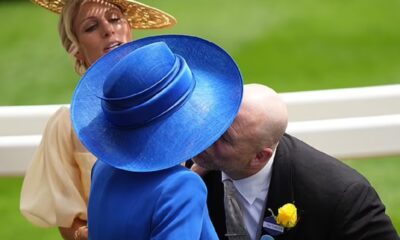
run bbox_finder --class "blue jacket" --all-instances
[88,161,218,240]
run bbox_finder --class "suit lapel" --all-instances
[263,137,297,240]
[204,135,300,240]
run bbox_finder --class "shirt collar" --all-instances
[222,149,276,205]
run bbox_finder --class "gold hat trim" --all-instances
[32,0,176,29]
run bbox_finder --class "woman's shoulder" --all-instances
[38,106,74,144]
[167,165,202,177]
[50,106,70,122]
[163,166,206,190]
[44,106,71,131]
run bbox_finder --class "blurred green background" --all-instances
[0,0,399,238]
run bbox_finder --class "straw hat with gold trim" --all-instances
[31,0,176,29]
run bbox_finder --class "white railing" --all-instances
[283,84,400,159]
[1,85,399,176]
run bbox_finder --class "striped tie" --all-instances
[223,179,251,240]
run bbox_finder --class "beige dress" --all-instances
[20,107,96,227]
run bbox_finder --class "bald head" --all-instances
[236,84,288,150]
[192,84,288,179]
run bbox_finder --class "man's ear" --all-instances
[250,148,273,168]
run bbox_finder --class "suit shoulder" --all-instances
[279,134,372,211]
[281,134,369,184]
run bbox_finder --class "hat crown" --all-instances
[103,42,175,99]
[100,41,196,128]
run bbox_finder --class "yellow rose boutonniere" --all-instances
[264,203,298,237]
[276,203,297,228]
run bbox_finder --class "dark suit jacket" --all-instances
[202,134,398,240]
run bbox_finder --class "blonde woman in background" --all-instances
[20,1,175,239]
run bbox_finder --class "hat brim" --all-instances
[71,35,243,172]
[31,0,176,29]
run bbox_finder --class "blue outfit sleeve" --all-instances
[151,170,218,240]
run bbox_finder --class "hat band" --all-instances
[101,55,195,128]
[101,54,182,109]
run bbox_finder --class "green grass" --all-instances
[0,0,399,105]
[0,177,60,239]
[0,0,399,238]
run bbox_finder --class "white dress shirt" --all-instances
[222,151,275,240]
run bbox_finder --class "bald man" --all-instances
[193,84,398,240]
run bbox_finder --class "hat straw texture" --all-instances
[31,0,176,29]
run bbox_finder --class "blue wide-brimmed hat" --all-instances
[71,35,243,172]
